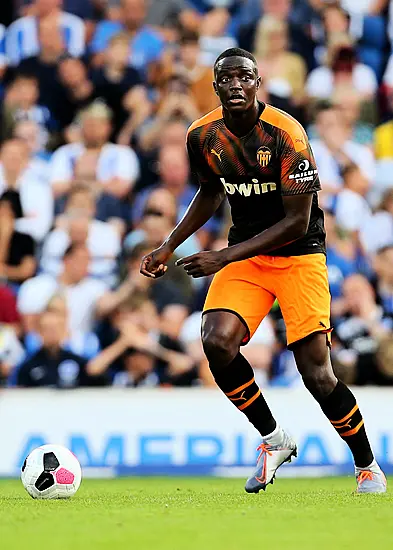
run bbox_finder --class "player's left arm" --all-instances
[177,132,320,277]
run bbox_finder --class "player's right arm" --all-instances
[140,133,224,279]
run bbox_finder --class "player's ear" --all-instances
[256,76,262,90]
[213,81,219,96]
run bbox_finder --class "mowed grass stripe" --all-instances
[0,477,392,550]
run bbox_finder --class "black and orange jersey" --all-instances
[186,102,325,257]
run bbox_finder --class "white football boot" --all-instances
[245,429,297,493]
[356,462,387,494]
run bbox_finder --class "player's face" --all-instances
[214,57,261,114]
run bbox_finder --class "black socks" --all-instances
[210,352,277,437]
[319,380,374,468]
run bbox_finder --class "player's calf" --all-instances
[202,311,278,439]
[294,333,386,492]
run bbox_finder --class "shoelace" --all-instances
[357,470,374,485]
[256,443,273,462]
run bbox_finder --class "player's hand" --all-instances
[176,250,228,278]
[140,244,172,279]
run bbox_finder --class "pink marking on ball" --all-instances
[55,468,75,485]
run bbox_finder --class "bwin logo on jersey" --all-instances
[220,178,277,196]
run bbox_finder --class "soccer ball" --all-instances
[21,444,82,499]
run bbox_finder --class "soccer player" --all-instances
[140,48,386,494]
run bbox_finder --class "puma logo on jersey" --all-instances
[211,149,223,162]
[220,177,277,196]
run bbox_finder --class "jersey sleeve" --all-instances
[279,130,321,196]
[186,128,216,188]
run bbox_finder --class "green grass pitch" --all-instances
[1,477,393,550]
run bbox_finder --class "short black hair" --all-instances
[214,48,257,71]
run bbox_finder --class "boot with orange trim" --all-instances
[245,426,297,493]
[356,462,387,494]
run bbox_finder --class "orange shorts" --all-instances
[203,253,331,348]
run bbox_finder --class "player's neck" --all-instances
[222,101,262,138]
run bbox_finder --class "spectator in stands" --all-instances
[256,77,304,123]
[91,33,150,141]
[16,18,68,127]
[172,31,220,117]
[90,0,165,72]
[41,184,120,285]
[155,74,201,127]
[340,0,387,16]
[1,73,51,148]
[199,8,237,67]
[0,323,25,385]
[189,0,241,14]
[0,139,53,241]
[23,294,100,360]
[309,2,351,67]
[54,154,128,236]
[138,78,199,160]
[373,245,393,317]
[306,33,378,100]
[13,119,51,167]
[144,0,200,40]
[238,0,315,70]
[0,190,36,286]
[360,190,393,255]
[335,163,372,234]
[88,294,196,386]
[57,57,96,130]
[310,102,375,209]
[125,187,200,259]
[124,241,192,313]
[333,274,393,386]
[6,0,85,67]
[374,88,393,190]
[17,243,110,334]
[253,15,307,105]
[15,309,107,388]
[139,117,188,156]
[132,145,190,225]
[132,144,216,248]
[18,242,148,335]
[309,85,374,147]
[321,2,351,36]
[325,209,357,318]
[49,101,140,199]
[19,0,96,22]
[0,284,21,332]
[127,203,175,251]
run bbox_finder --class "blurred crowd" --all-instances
[0,0,393,389]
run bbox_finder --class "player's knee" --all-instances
[294,334,337,399]
[301,362,337,400]
[202,328,239,367]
